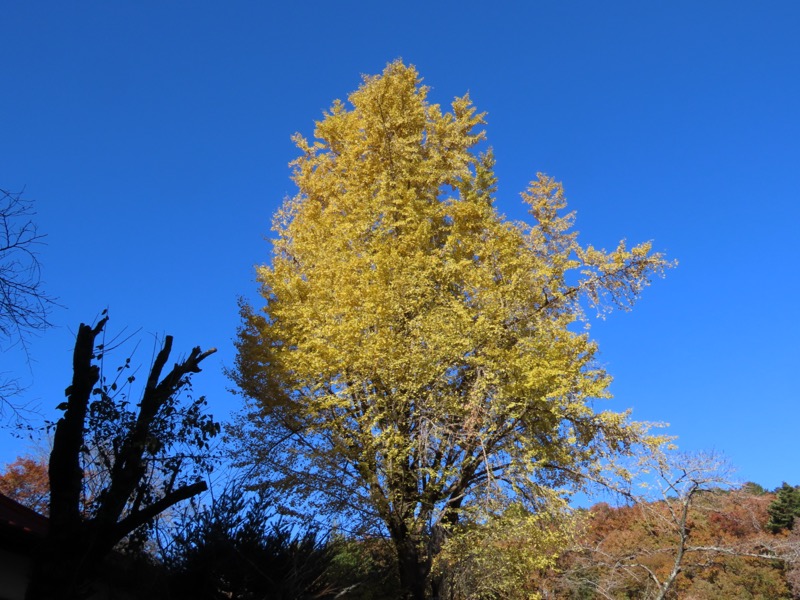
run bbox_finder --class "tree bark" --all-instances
[395,535,430,600]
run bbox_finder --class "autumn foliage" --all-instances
[231,60,670,599]
[540,487,800,599]
[0,454,49,515]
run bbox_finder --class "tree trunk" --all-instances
[395,535,430,600]
[26,321,106,600]
[25,528,95,600]
[25,318,215,600]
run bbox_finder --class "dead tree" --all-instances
[25,316,219,600]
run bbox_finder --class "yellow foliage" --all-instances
[232,60,671,593]
[434,497,575,599]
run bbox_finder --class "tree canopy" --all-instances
[231,60,671,599]
[0,454,49,515]
[768,483,800,533]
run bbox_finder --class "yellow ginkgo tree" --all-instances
[231,61,671,600]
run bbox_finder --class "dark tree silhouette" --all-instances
[164,481,403,600]
[25,315,219,600]
[0,188,52,345]
[166,485,339,600]
[0,188,55,421]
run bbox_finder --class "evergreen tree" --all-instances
[767,482,800,533]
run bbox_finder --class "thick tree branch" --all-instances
[96,339,216,528]
[111,480,208,543]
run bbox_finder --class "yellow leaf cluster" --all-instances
[434,497,575,600]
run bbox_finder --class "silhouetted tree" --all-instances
[166,484,337,600]
[0,188,56,421]
[25,315,219,600]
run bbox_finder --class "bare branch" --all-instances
[0,188,58,423]
[0,188,55,351]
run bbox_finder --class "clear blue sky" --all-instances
[2,1,798,491]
